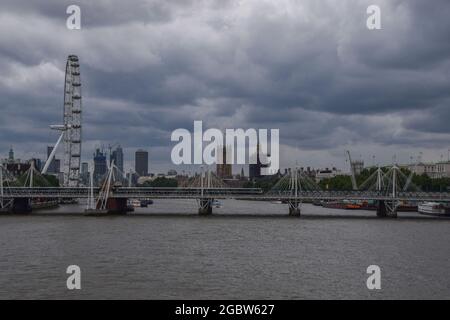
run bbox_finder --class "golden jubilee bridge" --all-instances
[1,162,450,217]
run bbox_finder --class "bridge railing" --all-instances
[264,190,450,200]
[4,187,450,201]
[114,187,263,197]
[6,187,94,197]
[4,187,263,198]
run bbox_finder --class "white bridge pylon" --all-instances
[267,167,322,216]
[0,164,14,210]
[353,165,422,217]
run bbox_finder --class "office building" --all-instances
[81,162,89,185]
[406,161,450,179]
[111,145,124,174]
[126,171,139,187]
[135,149,149,176]
[8,147,14,162]
[216,145,232,179]
[249,144,269,179]
[54,159,61,173]
[5,162,30,177]
[93,149,107,184]
[351,160,364,175]
[32,158,43,172]
[315,167,342,182]
[46,146,57,173]
[81,162,89,175]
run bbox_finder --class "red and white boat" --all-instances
[418,202,450,216]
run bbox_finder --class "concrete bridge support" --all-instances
[105,198,130,214]
[376,200,387,217]
[376,200,398,218]
[0,198,13,214]
[12,198,32,214]
[198,199,213,215]
[388,204,398,218]
[288,201,301,216]
[85,160,132,216]
[85,198,131,216]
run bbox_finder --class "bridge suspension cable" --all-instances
[0,165,14,209]
[86,170,95,210]
[185,169,229,189]
[346,150,358,191]
[267,167,321,197]
[21,161,54,188]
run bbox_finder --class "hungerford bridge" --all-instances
[1,55,450,217]
[1,161,450,217]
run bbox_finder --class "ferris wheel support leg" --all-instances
[42,131,65,174]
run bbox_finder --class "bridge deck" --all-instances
[2,187,450,202]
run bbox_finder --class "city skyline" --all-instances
[3,143,450,178]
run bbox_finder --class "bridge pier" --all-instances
[376,200,398,218]
[288,200,301,216]
[198,199,213,215]
[105,198,130,214]
[387,200,398,218]
[12,198,32,214]
[84,198,134,217]
[0,198,12,214]
[85,198,132,216]
[376,201,387,217]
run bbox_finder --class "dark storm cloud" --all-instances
[352,0,450,70]
[1,0,174,26]
[404,102,450,134]
[1,0,450,169]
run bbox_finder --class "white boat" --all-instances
[212,200,222,208]
[418,202,450,216]
[128,199,141,208]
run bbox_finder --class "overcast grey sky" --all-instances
[1,0,449,173]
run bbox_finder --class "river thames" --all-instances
[0,199,449,299]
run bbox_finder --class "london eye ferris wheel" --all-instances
[42,55,82,187]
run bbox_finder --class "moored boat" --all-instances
[212,199,222,208]
[32,199,59,210]
[128,199,141,207]
[360,200,418,212]
[312,200,323,206]
[418,202,450,216]
[322,200,361,210]
[140,199,153,207]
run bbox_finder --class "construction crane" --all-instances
[346,150,358,191]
